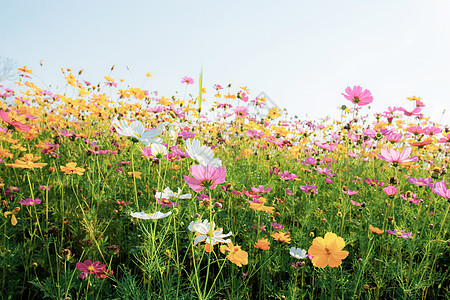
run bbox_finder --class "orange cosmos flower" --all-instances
[18,66,32,73]
[249,197,275,214]
[0,146,13,159]
[308,232,349,268]
[220,242,248,267]
[254,238,270,250]
[4,207,20,226]
[271,232,291,244]
[127,171,142,179]
[7,154,47,169]
[60,162,85,175]
[369,225,384,234]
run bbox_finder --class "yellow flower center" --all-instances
[325,247,331,254]
[87,266,95,272]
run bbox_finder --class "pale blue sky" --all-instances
[2,0,450,123]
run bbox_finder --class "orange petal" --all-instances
[323,232,338,244]
[331,250,349,260]
[312,236,326,248]
[308,244,326,257]
[312,254,329,268]
[11,214,17,226]
[328,254,342,267]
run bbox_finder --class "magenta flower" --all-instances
[300,184,318,194]
[76,260,106,274]
[397,107,422,117]
[386,229,413,239]
[400,193,422,205]
[431,181,450,199]
[408,177,433,188]
[251,185,272,193]
[19,198,42,205]
[377,148,418,164]
[247,130,264,139]
[183,165,226,193]
[314,166,335,177]
[0,110,31,132]
[140,146,152,159]
[157,197,176,207]
[342,189,359,196]
[181,76,194,84]
[362,178,384,187]
[383,186,398,196]
[351,200,363,206]
[278,171,297,181]
[342,86,373,106]
[271,222,283,230]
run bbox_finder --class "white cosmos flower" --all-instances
[289,247,308,260]
[168,126,180,140]
[150,143,168,158]
[130,211,172,220]
[155,187,191,200]
[185,138,222,167]
[188,219,232,246]
[112,118,168,145]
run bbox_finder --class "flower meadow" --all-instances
[0,67,449,300]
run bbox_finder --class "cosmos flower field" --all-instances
[0,67,449,299]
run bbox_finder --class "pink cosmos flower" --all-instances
[424,126,442,136]
[342,86,373,106]
[234,106,249,117]
[439,133,450,143]
[271,222,283,230]
[432,181,450,199]
[76,260,106,274]
[0,110,31,132]
[19,198,42,205]
[385,133,402,143]
[278,171,297,181]
[247,130,264,139]
[183,165,226,192]
[76,260,112,279]
[400,193,423,205]
[181,76,194,84]
[351,200,362,206]
[251,185,272,193]
[386,229,413,239]
[342,189,359,196]
[140,146,152,159]
[383,186,398,196]
[397,107,423,117]
[408,177,433,188]
[300,184,318,194]
[377,148,418,164]
[407,126,425,135]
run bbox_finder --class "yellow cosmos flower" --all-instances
[220,242,248,267]
[60,162,85,175]
[308,232,349,268]
[254,238,270,250]
[127,171,142,179]
[7,154,47,169]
